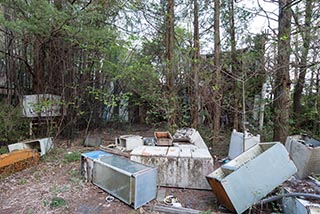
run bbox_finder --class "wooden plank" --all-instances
[99,145,130,158]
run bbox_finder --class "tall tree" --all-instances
[213,0,222,139]
[192,0,200,128]
[292,0,313,124]
[273,0,292,143]
[165,0,176,126]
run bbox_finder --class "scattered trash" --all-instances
[84,135,102,147]
[206,142,297,214]
[173,128,208,149]
[0,149,40,176]
[8,137,53,156]
[282,185,320,214]
[143,137,156,146]
[131,144,213,189]
[146,204,202,214]
[285,135,320,179]
[115,135,143,151]
[92,155,157,209]
[228,129,260,159]
[80,150,113,182]
[154,131,173,146]
[164,195,178,204]
[105,195,115,203]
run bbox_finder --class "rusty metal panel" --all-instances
[92,155,157,209]
[0,149,40,176]
[207,143,297,214]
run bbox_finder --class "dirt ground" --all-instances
[0,127,276,214]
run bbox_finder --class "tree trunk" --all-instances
[192,0,200,128]
[165,0,176,126]
[229,0,239,131]
[292,0,312,125]
[273,0,292,143]
[213,0,222,139]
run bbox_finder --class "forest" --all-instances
[0,0,319,145]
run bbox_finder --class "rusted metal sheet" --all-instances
[154,132,173,146]
[0,149,40,176]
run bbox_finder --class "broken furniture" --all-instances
[115,135,144,151]
[80,150,113,182]
[8,137,53,156]
[93,155,157,209]
[130,144,214,189]
[285,135,320,179]
[206,142,297,214]
[228,129,260,159]
[154,131,173,146]
[0,149,40,176]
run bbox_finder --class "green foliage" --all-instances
[49,197,67,209]
[0,102,29,144]
[0,146,8,155]
[63,151,81,163]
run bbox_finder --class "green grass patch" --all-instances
[63,151,81,163]
[49,197,67,209]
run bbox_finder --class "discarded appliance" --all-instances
[282,187,320,214]
[84,135,102,147]
[228,129,260,159]
[8,137,53,156]
[22,94,64,118]
[206,142,297,214]
[92,155,157,209]
[115,135,143,151]
[80,150,113,182]
[130,144,213,189]
[173,128,208,149]
[285,135,320,179]
[0,149,40,176]
[154,131,173,146]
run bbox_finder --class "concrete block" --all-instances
[130,145,214,190]
[206,142,297,214]
[285,135,320,179]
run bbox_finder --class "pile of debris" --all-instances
[0,137,53,177]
